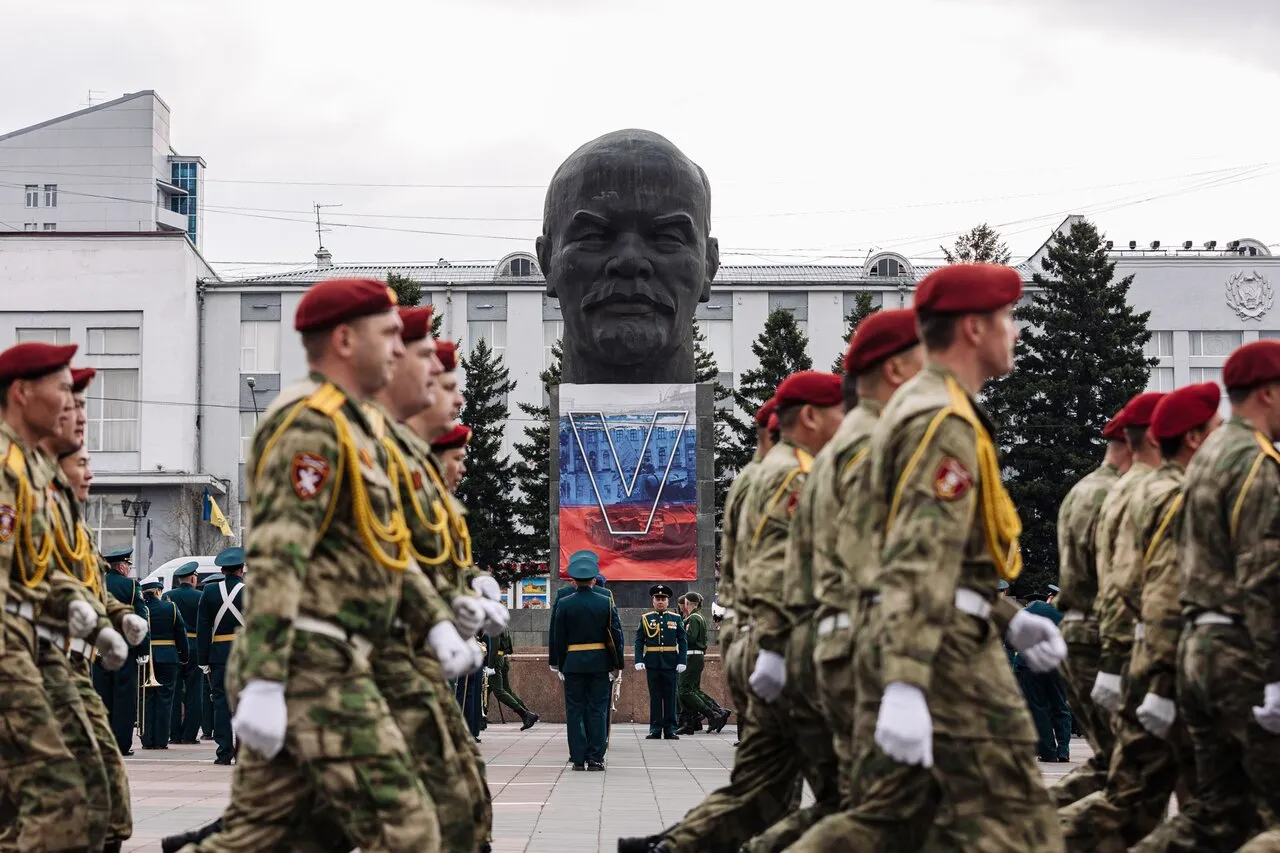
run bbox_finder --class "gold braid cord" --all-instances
[382,437,452,566]
[332,410,411,572]
[48,497,102,600]
[16,474,53,590]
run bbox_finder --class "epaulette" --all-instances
[5,442,24,477]
[1255,432,1280,466]
[305,383,346,416]
[642,610,657,618]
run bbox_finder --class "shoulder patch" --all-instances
[0,504,14,541]
[291,452,332,499]
[934,457,973,501]
[304,383,346,416]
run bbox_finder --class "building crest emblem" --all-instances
[1226,271,1273,321]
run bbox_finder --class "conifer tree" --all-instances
[509,341,562,575]
[387,272,421,307]
[692,323,735,540]
[458,338,520,573]
[832,292,881,373]
[941,223,1013,265]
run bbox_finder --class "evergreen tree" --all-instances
[942,223,1013,265]
[387,272,422,307]
[721,309,812,476]
[509,341,562,578]
[692,323,735,543]
[430,311,443,339]
[458,338,520,574]
[981,218,1153,594]
[832,291,881,373]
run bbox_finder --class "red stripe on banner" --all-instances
[558,504,697,581]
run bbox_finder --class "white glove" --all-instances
[483,667,496,676]
[1136,692,1178,739]
[137,655,150,665]
[635,662,646,671]
[200,665,211,675]
[748,650,786,703]
[451,596,485,635]
[94,627,128,670]
[676,663,687,673]
[1091,671,1123,713]
[428,621,475,680]
[549,665,559,674]
[121,613,149,646]
[471,575,501,601]
[1252,683,1280,734]
[1019,636,1068,673]
[875,681,933,767]
[67,599,98,639]
[478,598,509,635]
[557,670,565,682]
[232,679,288,760]
[608,671,617,682]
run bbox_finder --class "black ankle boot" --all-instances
[161,817,222,853]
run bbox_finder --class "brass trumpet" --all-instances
[136,638,159,739]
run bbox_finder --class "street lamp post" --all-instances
[121,497,151,575]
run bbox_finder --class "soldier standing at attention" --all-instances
[553,551,625,770]
[635,584,688,739]
[197,547,246,767]
[674,591,729,735]
[840,264,1067,851]
[485,626,540,730]
[1050,407,1131,806]
[95,546,149,755]
[166,562,204,744]
[139,578,190,750]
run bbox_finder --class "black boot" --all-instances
[103,843,123,853]
[674,710,699,736]
[618,834,664,853]
[520,710,540,731]
[707,707,731,734]
[161,817,222,853]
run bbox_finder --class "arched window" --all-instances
[509,257,533,277]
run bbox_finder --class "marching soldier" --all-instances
[552,550,624,770]
[635,584,687,740]
[674,591,730,735]
[166,562,204,743]
[139,578,190,750]
[485,626,540,730]
[95,546,149,755]
[197,547,245,767]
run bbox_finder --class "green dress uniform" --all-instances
[486,628,538,728]
[197,549,245,765]
[676,607,718,726]
[94,549,149,755]
[634,588,687,739]
[165,563,204,743]
[139,580,189,749]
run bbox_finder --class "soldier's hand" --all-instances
[121,613,149,646]
[1136,692,1177,739]
[549,665,559,674]
[875,682,933,768]
[478,598,509,636]
[1090,671,1123,713]
[137,655,150,665]
[483,667,496,676]
[676,663,687,674]
[635,662,646,671]
[748,650,786,703]
[608,670,618,682]
[471,575,502,602]
[232,679,288,760]
[451,596,486,636]
[1253,683,1280,734]
[557,670,565,682]
[67,599,98,639]
[94,627,128,670]
[428,621,477,680]
[1005,611,1067,671]
[200,665,211,675]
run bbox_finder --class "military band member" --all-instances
[197,547,245,767]
[635,584,688,740]
[139,578,190,750]
[94,547,149,756]
[166,562,204,743]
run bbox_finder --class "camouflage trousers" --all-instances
[1128,624,1280,853]
[660,623,840,853]
[721,622,752,733]
[420,652,492,845]
[179,631,441,853]
[71,654,132,844]
[0,612,90,853]
[1051,618,1115,808]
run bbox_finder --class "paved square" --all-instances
[122,724,1090,852]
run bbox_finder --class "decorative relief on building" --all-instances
[1226,271,1273,321]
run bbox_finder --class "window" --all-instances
[86,369,140,452]
[466,321,507,360]
[870,258,903,277]
[239,412,257,464]
[42,223,55,232]
[240,321,281,372]
[22,223,36,231]
[24,185,38,208]
[1146,367,1175,392]
[85,496,134,554]
[508,257,533,277]
[87,327,141,355]
[1189,367,1223,386]
[1189,331,1241,357]
[43,184,57,208]
[16,327,71,345]
[696,319,734,373]
[1144,331,1173,358]
[1260,331,1280,341]
[543,321,563,370]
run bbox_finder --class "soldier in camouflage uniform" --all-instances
[179,279,445,853]
[1061,384,1221,852]
[1049,408,1130,807]
[839,264,1066,851]
[784,308,923,852]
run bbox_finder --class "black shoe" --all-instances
[572,763,586,771]
[708,709,731,734]
[201,733,214,740]
[104,842,123,853]
[618,836,662,853]
[120,749,135,756]
[520,712,540,731]
[161,817,222,853]
[662,732,680,740]
[213,757,233,766]
[645,733,661,740]
[587,761,605,771]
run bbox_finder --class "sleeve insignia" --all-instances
[934,457,973,501]
[291,453,332,500]
[786,491,800,517]
[0,504,14,541]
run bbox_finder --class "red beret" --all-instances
[431,423,471,452]
[1223,340,1280,391]
[913,263,1022,315]
[843,308,919,374]
[0,343,78,385]
[71,367,96,393]
[1121,391,1166,428]
[754,397,778,429]
[1101,407,1128,440]
[436,340,458,372]
[295,278,398,333]
[1150,383,1221,440]
[766,413,779,432]
[775,371,843,409]
[398,306,433,343]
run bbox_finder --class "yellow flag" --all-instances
[208,496,233,537]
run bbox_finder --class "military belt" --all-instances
[1134,622,1145,641]
[645,646,679,653]
[34,624,62,646]
[1060,610,1086,623]
[496,651,505,656]
[212,633,237,643]
[151,639,176,646]
[1194,611,1235,627]
[567,642,605,652]
[954,587,991,620]
[186,632,198,639]
[65,636,92,661]
[687,650,705,656]
[294,616,373,662]
[817,613,852,636]
[4,600,35,623]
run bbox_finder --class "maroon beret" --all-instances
[1121,391,1166,428]
[843,308,919,374]
[775,371,843,409]
[398,306,433,343]
[0,343,78,385]
[913,263,1022,315]
[431,423,471,452]
[436,340,458,372]
[1223,340,1280,391]
[71,367,96,393]
[1150,383,1221,440]
[295,278,398,333]
[754,397,778,429]
[1101,407,1128,440]
[766,413,779,432]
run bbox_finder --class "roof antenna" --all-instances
[83,90,108,107]
[313,202,341,268]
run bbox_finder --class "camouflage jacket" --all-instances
[239,375,413,684]
[742,438,814,655]
[717,456,761,615]
[1054,462,1121,617]
[1180,416,1280,682]
[1127,461,1186,698]
[40,455,118,635]
[1093,459,1156,674]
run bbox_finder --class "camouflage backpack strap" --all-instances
[1144,491,1185,566]
[750,448,813,547]
[1231,432,1280,540]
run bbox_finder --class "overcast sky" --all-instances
[3,0,1277,277]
